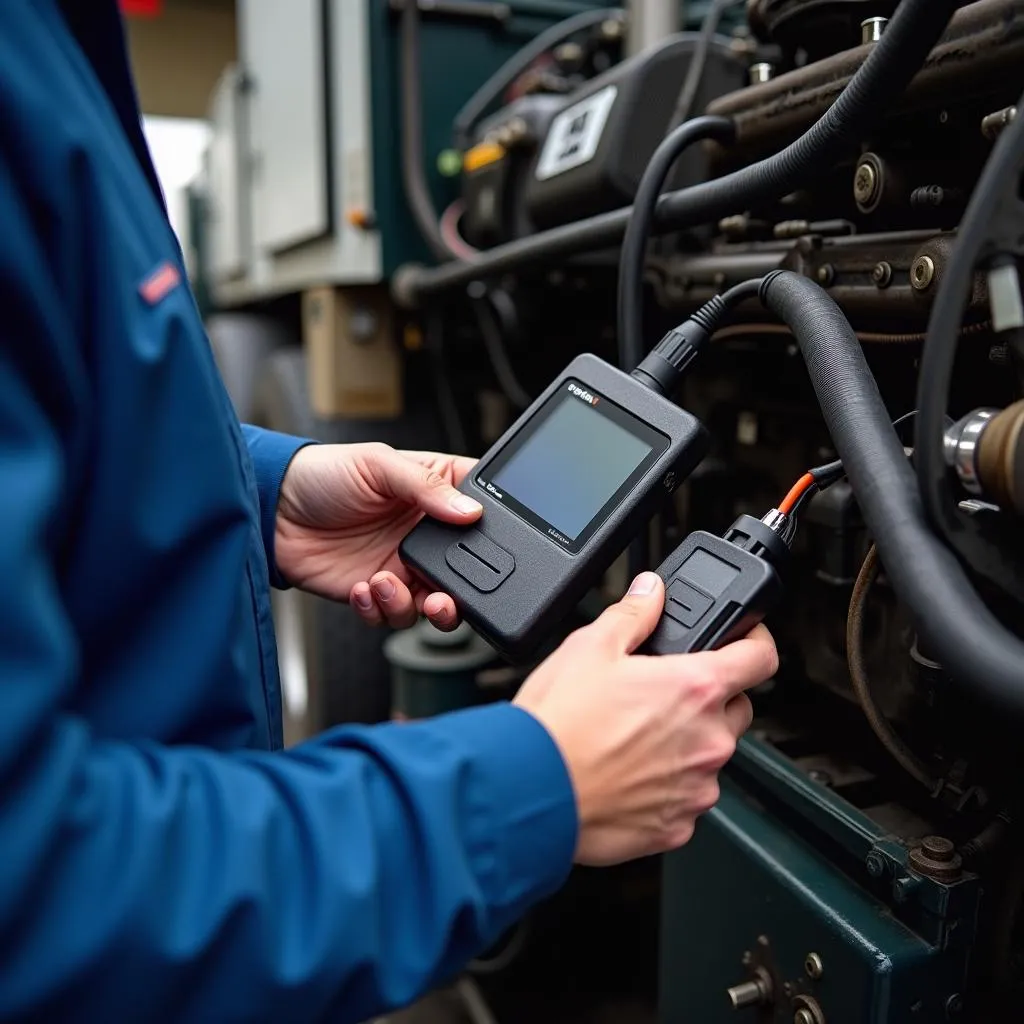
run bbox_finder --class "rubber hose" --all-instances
[617,115,735,372]
[397,0,958,301]
[400,0,453,261]
[760,271,1024,712]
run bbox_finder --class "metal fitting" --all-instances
[975,400,1024,515]
[495,116,528,148]
[853,155,883,213]
[749,62,774,84]
[792,994,826,1024]
[727,967,773,1009]
[908,836,963,883]
[871,261,892,288]
[600,17,624,41]
[910,255,936,291]
[805,952,824,980]
[944,409,998,495]
[982,105,1017,141]
[861,17,887,44]
[761,508,790,539]
[553,41,584,65]
[865,851,887,878]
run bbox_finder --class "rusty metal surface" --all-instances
[651,230,991,326]
[707,0,1024,160]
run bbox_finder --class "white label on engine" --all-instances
[534,85,618,182]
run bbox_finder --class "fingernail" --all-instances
[354,588,373,611]
[451,494,483,516]
[372,579,396,602]
[628,572,658,596]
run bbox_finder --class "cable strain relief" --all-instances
[758,269,788,305]
[690,295,727,334]
[723,513,791,570]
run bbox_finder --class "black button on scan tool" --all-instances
[664,579,714,628]
[445,533,515,593]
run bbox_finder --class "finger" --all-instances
[724,693,754,739]
[380,450,483,524]
[369,572,420,630]
[350,582,385,627]
[421,592,460,632]
[401,451,478,488]
[675,626,779,701]
[589,572,666,654]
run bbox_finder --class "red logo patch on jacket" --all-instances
[139,261,181,305]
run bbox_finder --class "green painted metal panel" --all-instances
[659,740,976,1023]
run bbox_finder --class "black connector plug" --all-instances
[629,278,763,396]
[630,297,724,395]
[641,510,790,656]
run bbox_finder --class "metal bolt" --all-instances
[861,17,887,43]
[865,851,887,878]
[750,62,774,84]
[872,261,893,288]
[808,769,833,787]
[741,951,753,966]
[805,952,824,980]
[854,161,878,206]
[727,968,772,1009]
[893,875,920,903]
[817,264,835,287]
[946,993,963,1017]
[795,1010,816,1024]
[727,980,764,1009]
[922,836,955,861]
[911,255,936,291]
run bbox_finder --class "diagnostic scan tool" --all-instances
[400,353,708,662]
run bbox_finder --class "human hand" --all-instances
[513,572,778,867]
[275,443,480,631]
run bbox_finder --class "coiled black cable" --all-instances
[759,270,1024,713]
[396,0,958,303]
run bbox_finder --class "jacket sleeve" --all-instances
[239,424,314,588]
[0,246,578,1024]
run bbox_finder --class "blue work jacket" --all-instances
[0,3,576,1020]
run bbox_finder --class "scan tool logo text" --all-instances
[567,383,599,406]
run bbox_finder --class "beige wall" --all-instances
[125,0,237,119]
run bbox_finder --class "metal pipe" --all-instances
[626,0,678,55]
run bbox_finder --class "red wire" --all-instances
[779,472,816,515]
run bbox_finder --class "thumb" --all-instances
[382,450,484,523]
[591,572,665,654]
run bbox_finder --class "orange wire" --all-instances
[779,472,816,515]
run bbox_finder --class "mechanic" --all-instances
[0,2,777,1021]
